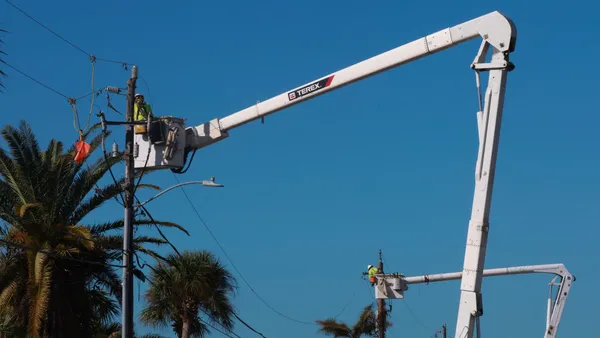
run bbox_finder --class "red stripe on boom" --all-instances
[325,75,335,87]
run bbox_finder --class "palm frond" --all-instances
[315,318,352,337]
[140,250,238,338]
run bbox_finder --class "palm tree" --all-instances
[315,303,392,338]
[92,321,167,338]
[0,120,188,337]
[140,250,238,338]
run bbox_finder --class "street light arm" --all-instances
[135,180,223,208]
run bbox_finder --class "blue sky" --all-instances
[1,0,599,337]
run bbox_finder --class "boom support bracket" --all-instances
[454,41,514,338]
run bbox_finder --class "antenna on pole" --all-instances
[377,249,386,338]
[435,323,447,338]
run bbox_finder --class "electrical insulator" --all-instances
[111,142,119,158]
[105,86,121,94]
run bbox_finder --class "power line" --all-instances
[3,60,98,121]
[137,273,244,338]
[134,77,310,326]
[196,308,243,338]
[199,318,238,338]
[131,80,265,337]
[100,131,186,258]
[139,75,348,331]
[402,299,431,331]
[5,0,131,134]
[172,173,316,326]
[387,254,430,335]
[4,0,129,66]
[382,254,431,330]
[233,312,266,338]
[333,296,353,319]
[3,61,69,99]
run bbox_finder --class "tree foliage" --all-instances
[0,120,187,337]
[316,303,392,338]
[140,250,238,338]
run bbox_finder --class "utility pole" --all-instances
[122,65,138,338]
[435,323,447,338]
[377,249,386,338]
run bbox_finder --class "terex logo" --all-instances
[287,75,335,101]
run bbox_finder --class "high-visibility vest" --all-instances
[134,102,153,121]
[368,267,379,277]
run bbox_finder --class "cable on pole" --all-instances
[4,0,131,67]
[3,62,69,99]
[233,313,267,338]
[172,173,316,326]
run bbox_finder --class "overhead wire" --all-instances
[171,173,316,325]
[73,57,97,134]
[197,308,243,338]
[100,131,185,257]
[3,61,102,134]
[199,318,238,338]
[5,3,267,334]
[3,59,100,108]
[4,0,130,66]
[5,0,131,139]
[166,142,358,327]
[132,80,268,337]
[382,253,432,332]
[134,266,245,338]
[76,89,103,101]
[3,62,69,99]
[101,132,126,205]
[233,313,266,338]
[333,296,353,319]
[170,174,375,330]
[99,129,186,265]
[98,95,184,257]
[401,299,431,331]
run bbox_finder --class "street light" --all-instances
[135,176,224,209]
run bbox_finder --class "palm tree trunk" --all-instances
[181,314,191,338]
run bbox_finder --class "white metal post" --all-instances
[547,279,555,332]
[454,46,512,338]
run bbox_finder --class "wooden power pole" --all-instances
[122,65,138,338]
[377,249,386,338]
[435,323,447,338]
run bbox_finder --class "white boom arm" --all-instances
[135,10,517,338]
[185,11,516,150]
[376,264,574,338]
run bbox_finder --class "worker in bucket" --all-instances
[367,264,379,286]
[134,93,153,121]
[133,93,154,134]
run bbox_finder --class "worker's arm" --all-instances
[146,103,153,116]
